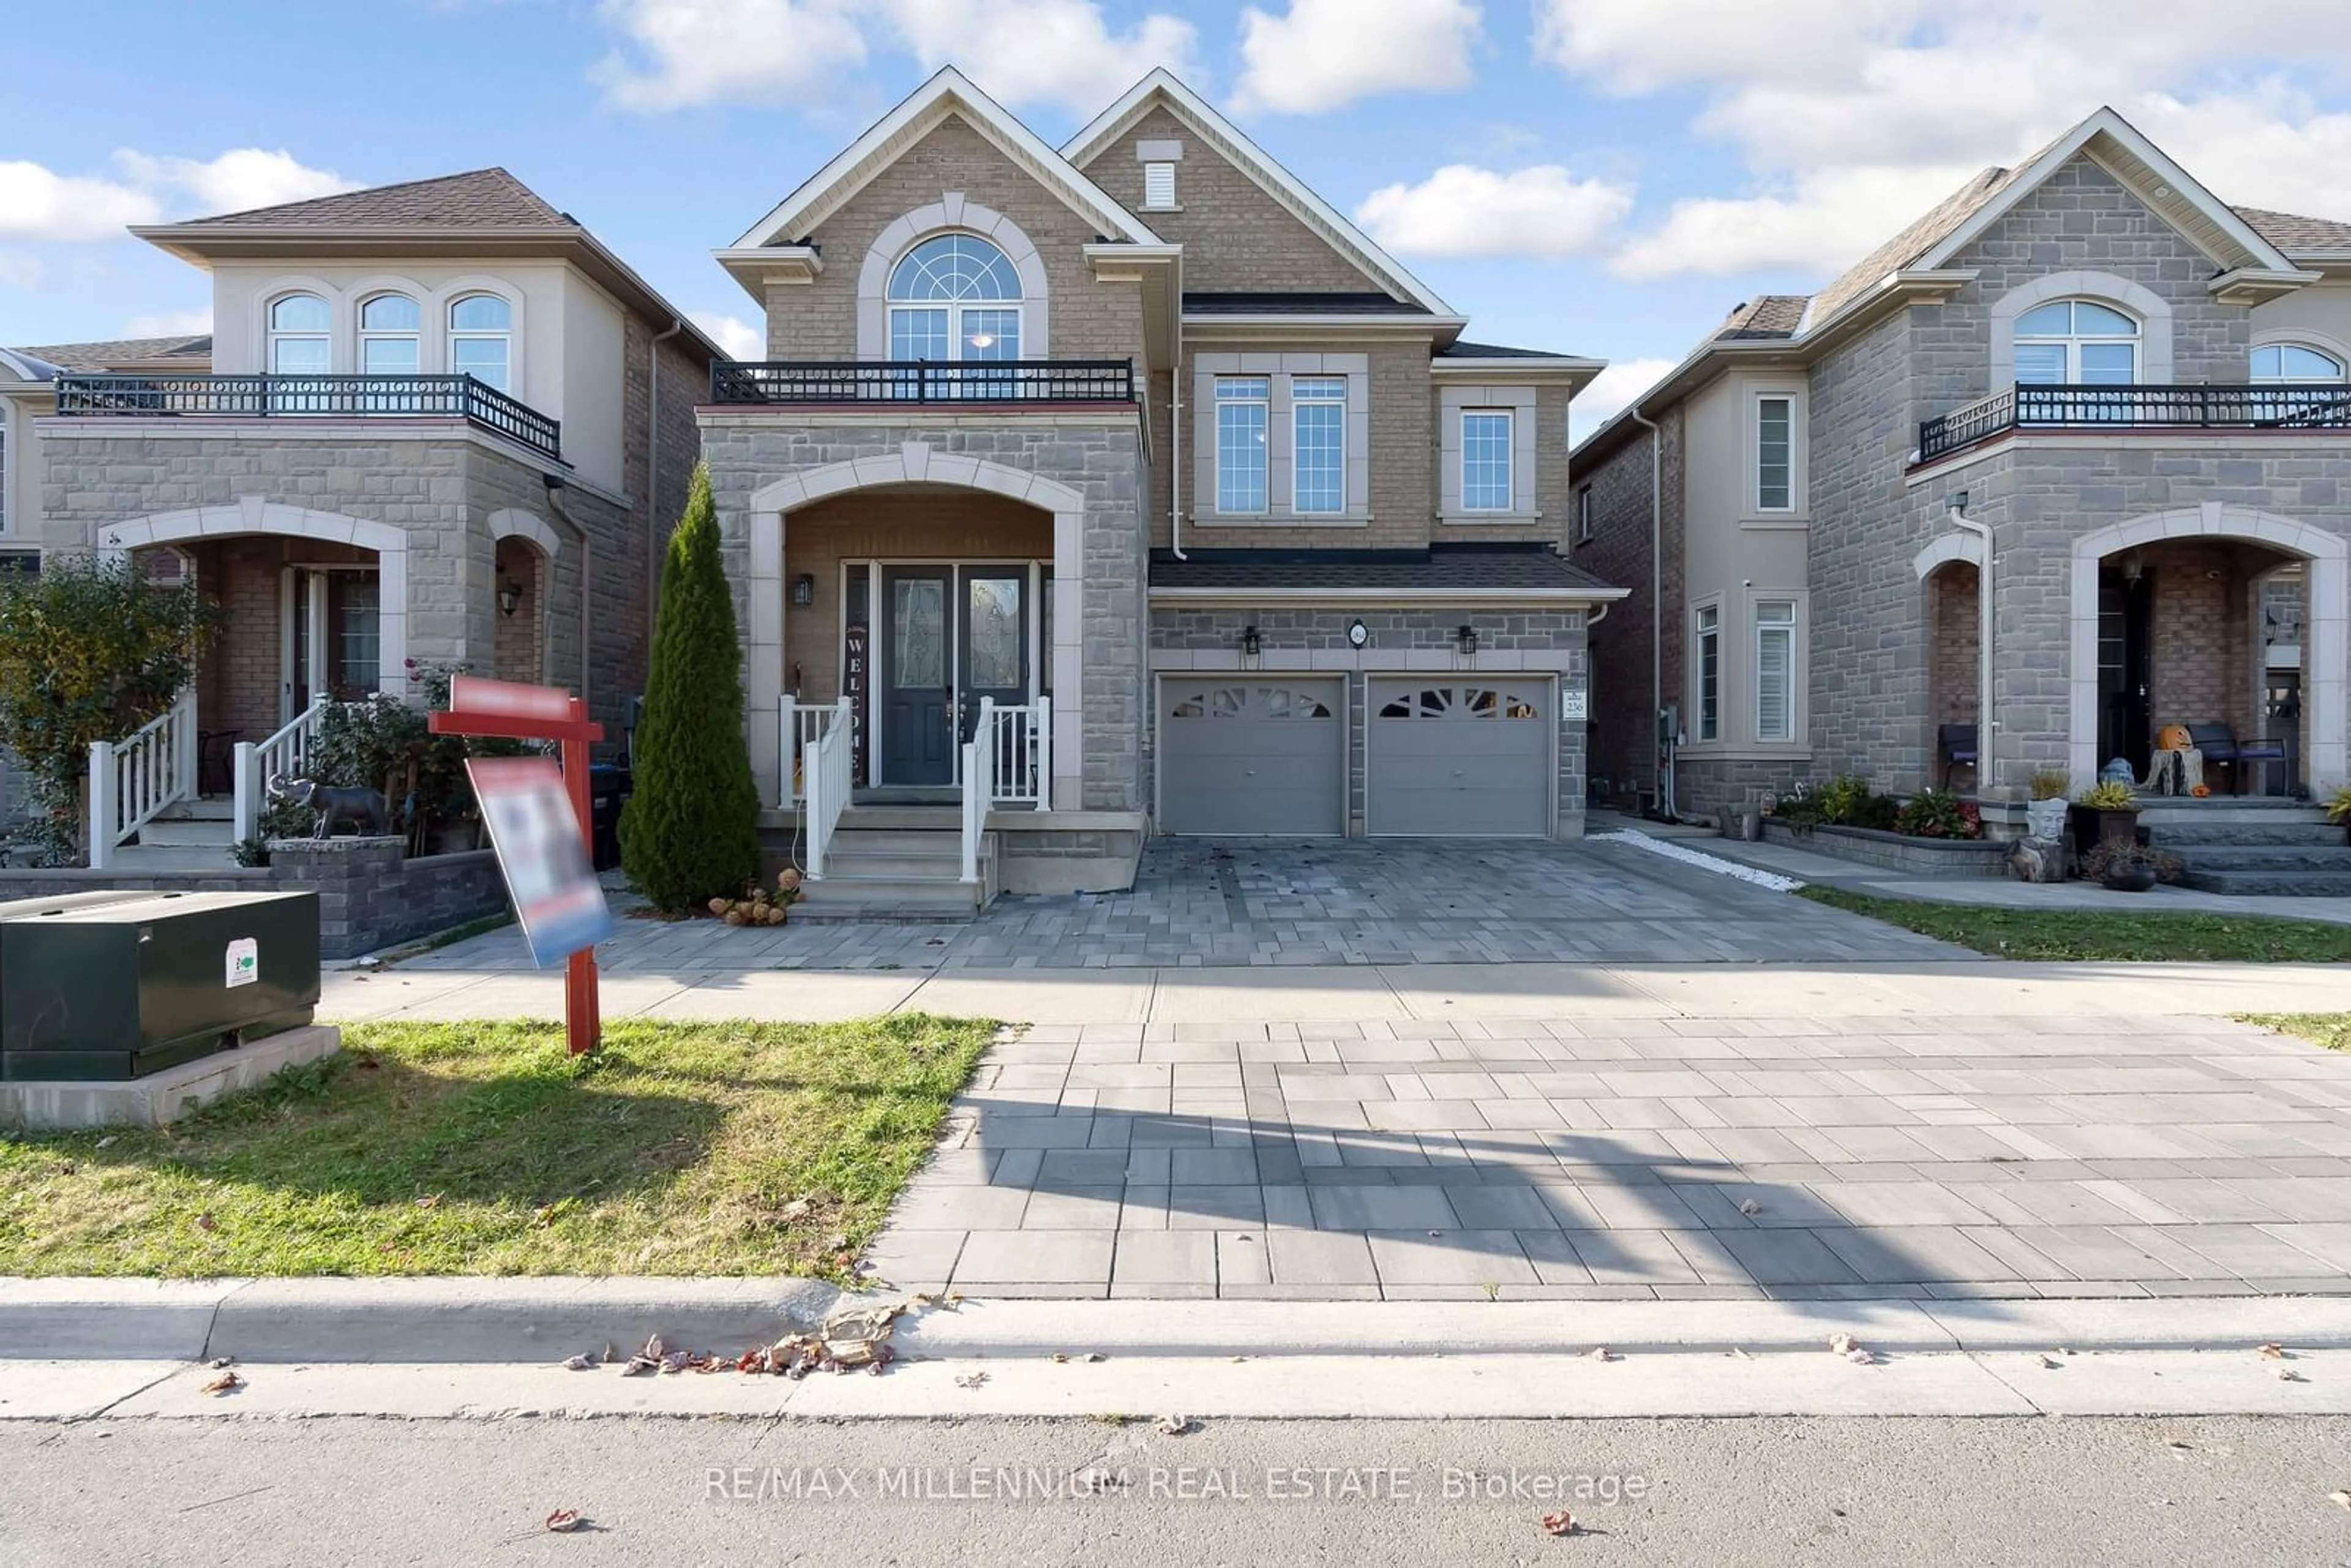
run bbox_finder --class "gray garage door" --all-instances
[1367,678,1553,837]
[1159,678,1345,835]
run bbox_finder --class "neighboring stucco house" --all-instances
[705,67,1619,906]
[1573,107,2351,825]
[5,169,719,861]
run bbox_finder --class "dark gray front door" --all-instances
[957,569,1027,745]
[881,568,952,785]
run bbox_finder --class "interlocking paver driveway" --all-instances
[397,836,1957,972]
[868,1014,2351,1300]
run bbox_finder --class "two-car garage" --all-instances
[1157,675,1559,838]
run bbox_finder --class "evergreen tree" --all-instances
[619,464,760,909]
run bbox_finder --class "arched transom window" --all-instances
[448,293,512,392]
[2014,299,2139,385]
[268,293,331,375]
[358,293,421,375]
[887,234,1021,362]
[2252,342,2347,382]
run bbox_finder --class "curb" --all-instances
[11,1281,2351,1365]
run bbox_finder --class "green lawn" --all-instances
[0,1015,994,1278]
[1799,886,2351,962]
[2245,1013,2351,1052]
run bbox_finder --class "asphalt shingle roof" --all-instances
[1439,339,1577,358]
[1713,295,1811,340]
[17,334,212,371]
[2236,206,2351,255]
[1182,291,1428,315]
[170,168,569,230]
[1150,547,1621,595]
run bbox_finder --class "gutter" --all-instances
[647,316,686,650]
[1628,405,1668,816]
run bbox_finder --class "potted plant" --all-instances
[2070,779,2141,852]
[2327,784,2351,846]
[2081,839,2181,893]
[2025,769,2071,841]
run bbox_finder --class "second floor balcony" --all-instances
[1918,382,2351,465]
[711,358,1136,407]
[53,372,562,465]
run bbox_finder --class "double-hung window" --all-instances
[358,294,421,376]
[1695,606,1720,743]
[1576,485,1594,543]
[1215,377,1269,513]
[448,294,513,392]
[1755,396,1793,512]
[1461,409,1513,511]
[1291,375,1346,514]
[1755,600,1796,742]
[2014,299,2137,386]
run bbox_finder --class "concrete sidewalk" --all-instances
[322,958,2351,1027]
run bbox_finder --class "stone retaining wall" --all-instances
[1762,819,2009,878]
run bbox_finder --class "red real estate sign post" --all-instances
[430,675,606,1057]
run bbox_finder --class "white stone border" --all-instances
[486,508,561,557]
[98,497,409,693]
[1593,828,1805,892]
[855,195,1050,360]
[1987,269,2175,388]
[2068,502,2347,787]
[744,441,1085,810]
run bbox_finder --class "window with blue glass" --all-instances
[887,233,1022,364]
[1215,378,1269,513]
[1461,409,1513,511]
[1291,375,1346,514]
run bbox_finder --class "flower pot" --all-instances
[2069,804,2140,851]
[2025,797,2069,841]
[2102,864,2158,893]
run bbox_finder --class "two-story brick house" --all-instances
[6,169,719,863]
[1575,107,2350,831]
[705,68,1619,909]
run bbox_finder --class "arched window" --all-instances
[358,293,420,375]
[268,293,331,376]
[886,234,1021,362]
[2252,342,2347,382]
[448,293,512,391]
[2014,299,2138,385]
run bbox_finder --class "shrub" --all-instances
[0,552,220,865]
[2027,768,2072,801]
[2078,779,2139,810]
[619,464,761,911]
[2325,784,2351,828]
[2081,839,2183,883]
[1894,787,1983,840]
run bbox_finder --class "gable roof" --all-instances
[1803,167,2017,329]
[1714,294,1812,341]
[1063,68,1456,319]
[15,334,212,372]
[2237,206,2351,259]
[726,67,1161,255]
[155,168,568,231]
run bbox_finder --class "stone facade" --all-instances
[1147,605,1590,838]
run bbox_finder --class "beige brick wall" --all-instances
[1074,106,1383,295]
[1929,563,1981,727]
[2143,539,2264,746]
[763,113,1146,365]
[781,492,1053,707]
[493,535,547,683]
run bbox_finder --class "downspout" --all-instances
[1628,407,1667,816]
[1947,497,1995,793]
[646,317,686,650]
[544,479,591,709]
[1170,374,1186,560]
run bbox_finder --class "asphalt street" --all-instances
[7,1412,2351,1565]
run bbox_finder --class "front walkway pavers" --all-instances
[864,1012,2351,1302]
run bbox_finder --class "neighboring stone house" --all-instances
[3,168,719,861]
[707,67,1620,904]
[1574,107,2351,821]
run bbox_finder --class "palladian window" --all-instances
[887,234,1022,364]
[2014,299,2139,385]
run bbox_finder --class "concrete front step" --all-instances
[2161,844,2351,871]
[2177,866,2351,896]
[2148,822,2348,848]
[792,874,984,923]
[152,797,236,822]
[137,820,239,847]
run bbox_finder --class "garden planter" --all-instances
[2102,864,2158,893]
[2069,805,2140,850]
[2025,797,2069,840]
[426,820,484,855]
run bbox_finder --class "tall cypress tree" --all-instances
[620,463,761,910]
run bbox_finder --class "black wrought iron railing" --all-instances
[711,358,1135,405]
[53,373,562,463]
[1918,382,2351,463]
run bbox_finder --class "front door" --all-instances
[880,567,953,786]
[2097,563,2155,775]
[958,569,1027,744]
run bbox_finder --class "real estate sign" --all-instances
[467,756,612,968]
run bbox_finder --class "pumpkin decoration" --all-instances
[2191,782,2211,798]
[2156,723,2193,752]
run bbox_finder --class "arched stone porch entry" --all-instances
[744,442,1084,809]
[489,508,561,686]
[2068,505,2345,789]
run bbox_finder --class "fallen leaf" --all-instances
[200,1371,243,1395]
[1846,1348,1877,1366]
[780,1197,814,1221]
[357,1057,380,1071]
[206,1356,234,1370]
[1828,1332,1859,1356]
[2277,1366,2307,1382]
[1738,1198,1762,1217]
[955,1372,990,1390]
[414,1194,440,1210]
[561,1354,594,1371]
[1588,1346,1614,1362]
[1730,1347,1752,1361]
[95,1136,118,1149]
[1085,1352,1107,1364]
[1157,1414,1193,1436]
[641,1335,666,1360]
[1052,1352,1070,1364]
[195,1214,217,1232]
[2037,1352,2062,1370]
[544,1509,583,1534]
[2330,1489,2351,1511]
[2259,1342,2289,1359]
[1540,1510,1575,1537]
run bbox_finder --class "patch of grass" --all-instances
[2243,1013,2351,1052]
[0,1015,994,1279]
[377,910,516,963]
[1799,885,2351,962]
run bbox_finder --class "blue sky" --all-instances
[7,1,2351,430]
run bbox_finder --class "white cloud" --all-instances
[690,310,764,360]
[1572,356,1674,441]
[1533,0,1915,94]
[880,0,1198,113]
[121,309,212,339]
[1610,163,1979,278]
[1234,0,1480,115]
[0,160,161,242]
[112,149,354,216]
[595,0,868,110]
[1357,163,1632,259]
[0,250,45,291]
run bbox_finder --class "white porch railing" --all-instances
[958,696,1052,885]
[802,697,853,879]
[776,695,846,809]
[231,697,328,845]
[87,691,197,868]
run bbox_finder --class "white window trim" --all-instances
[0,408,10,536]
[266,291,332,376]
[356,292,422,375]
[2012,300,2140,386]
[447,293,515,392]
[1291,377,1347,515]
[1213,377,1271,517]
[1191,353,1370,527]
[855,198,1051,360]
[2251,337,2351,383]
[1575,484,1594,544]
[1691,599,1722,745]
[1459,408,1516,514]
[1746,388,1804,517]
[1752,595,1801,745]
[1989,271,2172,388]
[883,233,1026,363]
[1438,384,1541,523]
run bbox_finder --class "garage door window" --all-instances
[1260,686,1334,719]
[1379,686,1540,720]
[1170,686,1244,720]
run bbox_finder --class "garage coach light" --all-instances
[1456,624,1479,657]
[1240,625,1261,658]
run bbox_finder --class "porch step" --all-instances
[2177,866,2351,897]
[152,797,235,822]
[793,876,985,923]
[2145,822,2347,848]
[2135,798,2325,827]
[135,819,239,847]
[2154,844,2351,872]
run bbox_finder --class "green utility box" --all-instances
[0,890,321,1081]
